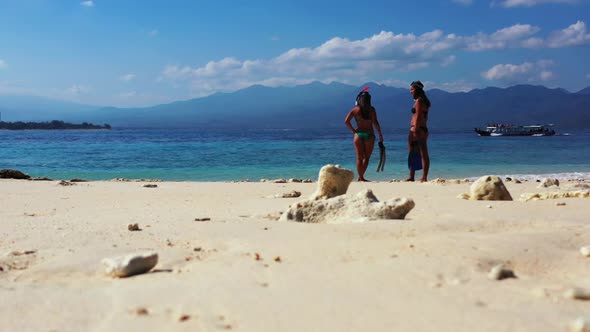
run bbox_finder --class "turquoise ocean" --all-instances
[1,128,589,181]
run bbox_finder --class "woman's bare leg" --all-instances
[359,138,375,181]
[406,132,415,181]
[419,139,430,182]
[353,135,367,181]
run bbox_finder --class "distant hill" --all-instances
[0,95,99,121]
[2,83,590,129]
[577,86,590,95]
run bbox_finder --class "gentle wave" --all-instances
[467,172,590,181]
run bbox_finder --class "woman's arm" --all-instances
[371,107,384,142]
[344,108,357,135]
[410,100,419,133]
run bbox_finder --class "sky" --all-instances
[0,0,589,107]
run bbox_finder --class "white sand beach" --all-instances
[1,178,589,331]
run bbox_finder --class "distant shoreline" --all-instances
[0,120,111,130]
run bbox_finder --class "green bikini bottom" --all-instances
[356,131,375,141]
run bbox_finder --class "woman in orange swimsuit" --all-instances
[344,88,384,182]
[407,80,431,182]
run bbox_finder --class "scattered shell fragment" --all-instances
[127,223,141,231]
[178,314,191,322]
[580,246,590,257]
[11,250,37,256]
[274,256,282,262]
[564,288,590,300]
[569,318,590,332]
[488,264,517,280]
[520,190,590,202]
[457,193,470,200]
[134,307,149,316]
[275,190,301,198]
[102,251,158,278]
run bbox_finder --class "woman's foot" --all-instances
[405,178,415,182]
[419,177,428,183]
[358,177,370,182]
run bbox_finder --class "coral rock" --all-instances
[102,252,158,278]
[310,164,354,200]
[462,175,513,201]
[538,178,560,188]
[0,169,31,179]
[280,189,415,223]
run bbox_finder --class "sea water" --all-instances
[1,128,589,181]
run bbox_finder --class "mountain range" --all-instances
[1,82,590,129]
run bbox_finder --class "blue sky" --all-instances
[0,0,589,107]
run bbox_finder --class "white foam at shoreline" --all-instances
[466,172,590,182]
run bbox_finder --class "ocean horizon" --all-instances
[1,127,589,182]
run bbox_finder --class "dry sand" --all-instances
[1,179,589,331]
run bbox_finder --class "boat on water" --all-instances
[474,124,556,137]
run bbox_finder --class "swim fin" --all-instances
[376,141,386,172]
[408,142,422,171]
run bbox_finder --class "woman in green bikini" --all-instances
[344,88,384,182]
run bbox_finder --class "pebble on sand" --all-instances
[102,251,158,278]
[564,288,590,300]
[488,264,517,280]
[127,223,141,231]
[580,246,590,257]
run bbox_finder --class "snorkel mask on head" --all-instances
[410,80,424,90]
[355,86,370,106]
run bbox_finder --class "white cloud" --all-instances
[547,21,590,48]
[0,59,6,69]
[539,71,554,80]
[482,62,534,80]
[497,0,578,7]
[537,59,554,68]
[521,37,544,48]
[67,85,90,95]
[430,80,477,92]
[467,24,540,51]
[441,55,457,67]
[118,91,137,98]
[452,0,473,5]
[482,60,556,81]
[120,73,136,81]
[159,22,586,96]
[80,1,94,7]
